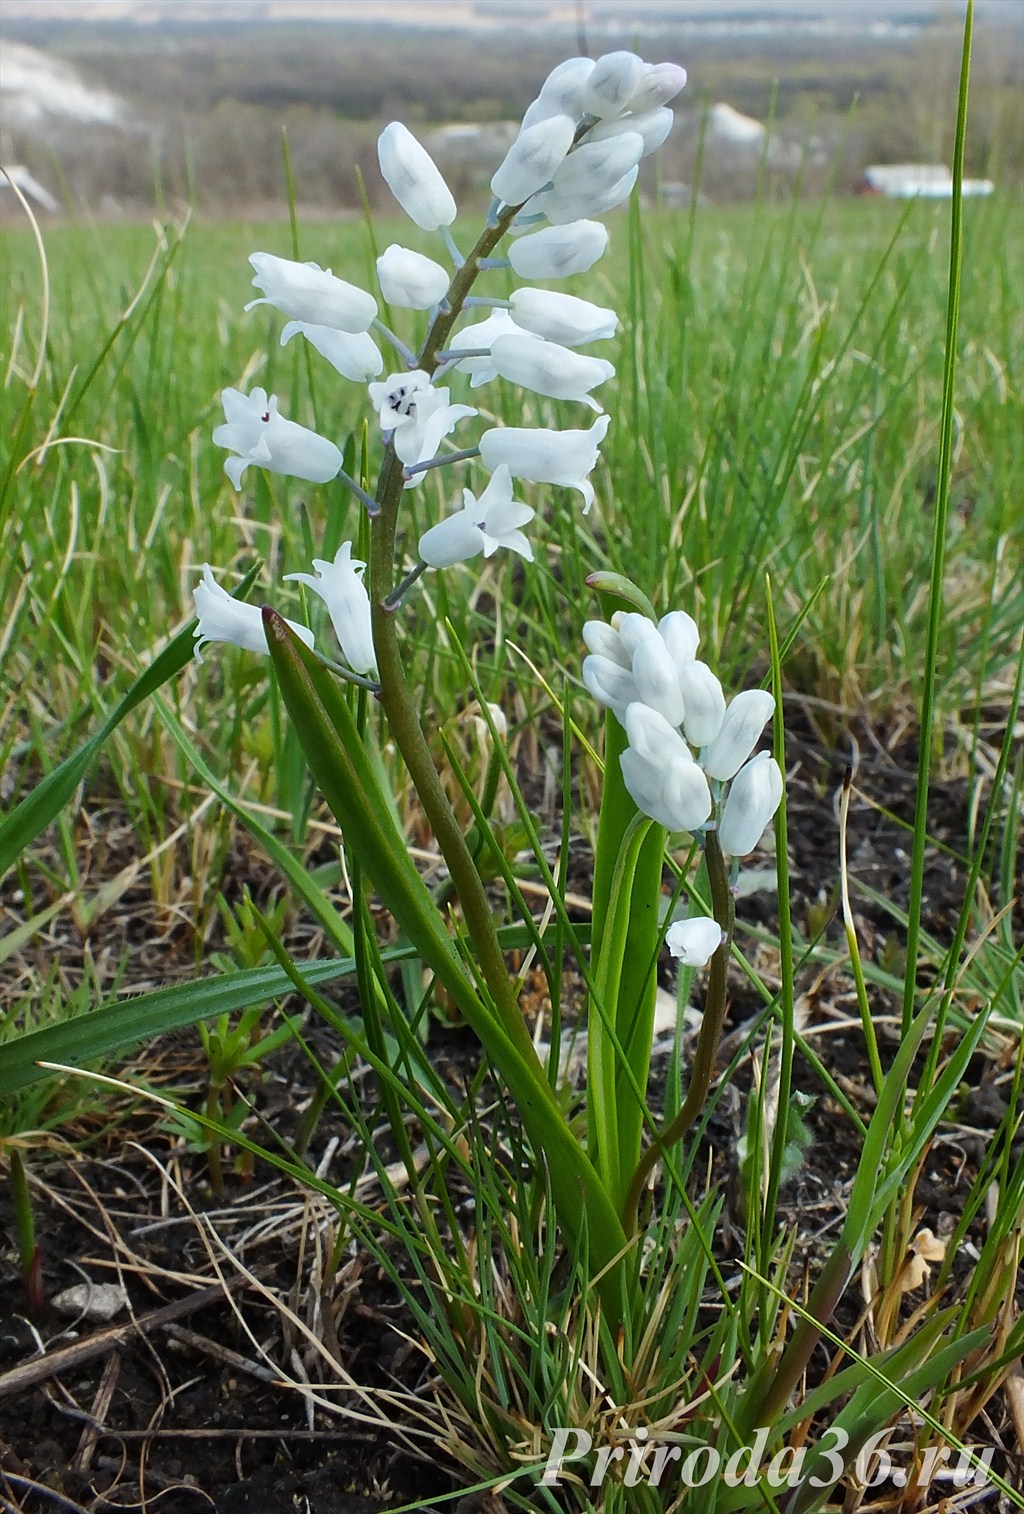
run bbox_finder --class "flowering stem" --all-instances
[403,445,481,479]
[384,559,429,611]
[337,468,381,516]
[621,829,735,1233]
[368,200,534,1065]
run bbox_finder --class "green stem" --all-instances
[367,205,538,1068]
[621,829,735,1233]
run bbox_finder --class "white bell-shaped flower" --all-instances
[491,114,576,206]
[284,542,377,676]
[547,133,645,206]
[701,689,776,781]
[479,414,610,513]
[619,703,712,834]
[631,634,685,726]
[718,753,783,856]
[507,220,609,279]
[448,309,519,387]
[509,288,617,347]
[587,107,675,159]
[520,57,596,130]
[489,333,614,411]
[368,370,476,478]
[677,661,726,748]
[418,466,534,568]
[665,915,724,967]
[213,388,343,490]
[582,654,638,720]
[625,61,688,113]
[377,121,457,231]
[280,321,382,383]
[193,565,314,663]
[578,51,645,119]
[376,245,450,310]
[245,252,377,333]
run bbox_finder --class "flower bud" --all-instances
[579,51,645,119]
[631,634,685,726]
[658,610,700,666]
[491,114,576,206]
[448,308,518,386]
[701,689,775,780]
[665,916,724,967]
[520,57,596,130]
[539,165,639,226]
[583,654,638,719]
[245,252,377,333]
[507,220,609,279]
[377,121,457,231]
[489,333,614,411]
[582,619,629,668]
[614,612,659,659]
[376,245,450,309]
[620,703,712,833]
[718,753,783,856]
[588,107,675,159]
[625,62,688,113]
[677,661,726,748]
[509,288,617,347]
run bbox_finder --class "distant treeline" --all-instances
[3,15,1021,216]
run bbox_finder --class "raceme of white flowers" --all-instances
[200,48,685,626]
[582,610,783,858]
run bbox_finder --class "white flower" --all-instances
[582,618,631,667]
[213,388,343,490]
[619,703,712,834]
[701,689,776,781]
[718,753,783,856]
[677,661,726,748]
[631,633,685,726]
[579,51,646,119]
[368,370,476,479]
[665,916,724,967]
[284,542,376,676]
[520,57,596,130]
[509,288,617,346]
[491,114,576,206]
[543,132,645,211]
[192,565,314,663]
[588,107,675,159]
[507,220,609,279]
[479,414,610,513]
[448,309,518,387]
[377,121,457,231]
[582,653,638,719]
[658,610,700,666]
[376,244,450,309]
[489,333,614,411]
[246,252,377,332]
[537,165,640,227]
[625,61,688,113]
[418,466,534,568]
[280,321,383,382]
[614,612,660,658]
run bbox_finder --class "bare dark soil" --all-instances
[2,713,1021,1512]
